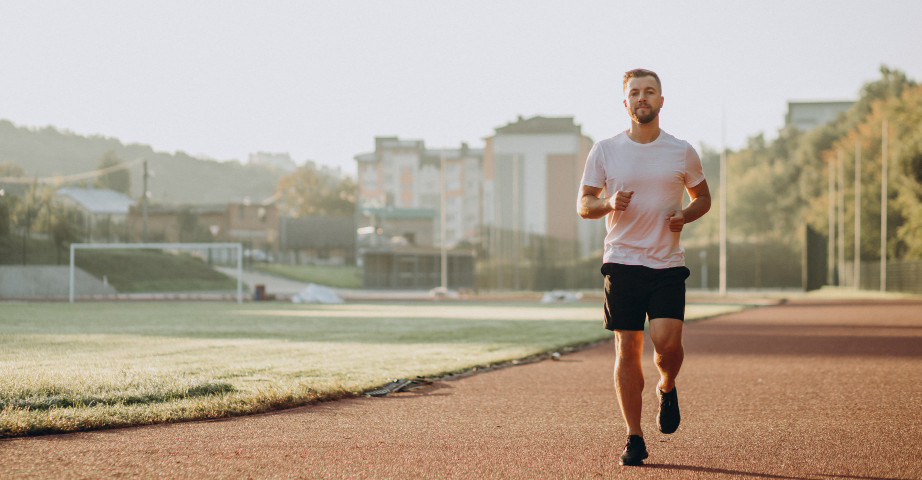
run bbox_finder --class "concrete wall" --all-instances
[0,266,117,299]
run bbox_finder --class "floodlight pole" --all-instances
[880,119,888,291]
[494,179,503,290]
[718,112,727,296]
[512,154,520,291]
[827,157,835,286]
[837,151,846,286]
[440,149,448,290]
[854,142,861,290]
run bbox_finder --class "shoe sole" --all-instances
[619,452,648,466]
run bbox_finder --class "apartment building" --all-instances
[354,137,483,248]
[248,151,297,172]
[483,115,601,257]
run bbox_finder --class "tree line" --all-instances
[0,152,355,264]
[0,120,284,205]
[683,66,920,266]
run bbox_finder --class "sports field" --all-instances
[0,300,743,437]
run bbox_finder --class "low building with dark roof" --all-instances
[279,215,356,265]
[55,187,136,242]
[362,246,474,290]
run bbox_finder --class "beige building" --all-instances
[483,115,600,257]
[355,137,483,248]
[355,116,605,258]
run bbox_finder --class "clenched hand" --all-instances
[609,190,634,211]
[666,210,685,232]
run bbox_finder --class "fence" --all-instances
[842,260,922,294]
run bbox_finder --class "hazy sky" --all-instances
[2,1,920,175]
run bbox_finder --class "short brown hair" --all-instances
[623,69,661,92]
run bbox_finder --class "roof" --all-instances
[281,215,356,249]
[360,206,437,219]
[376,137,425,150]
[56,187,135,215]
[130,204,227,216]
[422,146,484,161]
[354,152,377,163]
[492,115,583,136]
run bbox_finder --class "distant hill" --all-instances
[0,119,284,205]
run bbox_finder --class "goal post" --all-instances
[69,242,244,303]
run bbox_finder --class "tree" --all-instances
[11,179,53,264]
[275,162,356,216]
[177,207,199,242]
[884,83,922,258]
[50,204,84,264]
[682,144,721,247]
[724,132,804,243]
[0,161,26,178]
[94,150,131,195]
[176,206,214,242]
[0,191,14,259]
[810,71,922,261]
[722,66,921,265]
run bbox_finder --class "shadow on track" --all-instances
[642,463,915,480]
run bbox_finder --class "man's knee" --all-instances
[615,331,644,360]
[650,318,683,354]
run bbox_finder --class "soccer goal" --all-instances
[69,242,244,303]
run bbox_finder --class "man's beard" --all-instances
[629,105,660,124]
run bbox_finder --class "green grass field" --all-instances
[253,263,362,289]
[0,300,745,437]
[76,249,238,292]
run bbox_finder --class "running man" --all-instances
[576,68,711,466]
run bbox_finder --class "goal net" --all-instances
[69,242,244,303]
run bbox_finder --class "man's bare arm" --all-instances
[666,180,712,232]
[577,184,634,219]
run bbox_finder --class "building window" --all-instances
[446,163,460,190]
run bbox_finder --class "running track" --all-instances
[3,299,921,479]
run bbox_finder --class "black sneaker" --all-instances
[656,387,680,434]
[619,435,648,466]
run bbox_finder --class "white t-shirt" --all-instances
[580,130,705,269]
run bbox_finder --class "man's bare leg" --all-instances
[614,330,645,436]
[649,317,683,392]
[649,317,683,434]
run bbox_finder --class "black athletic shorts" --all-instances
[601,262,691,331]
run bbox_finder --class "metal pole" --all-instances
[495,180,502,290]
[719,114,727,296]
[827,157,835,286]
[142,159,149,242]
[854,142,861,290]
[512,154,520,291]
[881,119,888,291]
[236,243,243,303]
[837,150,846,286]
[700,250,708,290]
[69,243,76,303]
[440,149,448,290]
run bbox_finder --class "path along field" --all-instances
[1,298,920,479]
[0,299,744,437]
